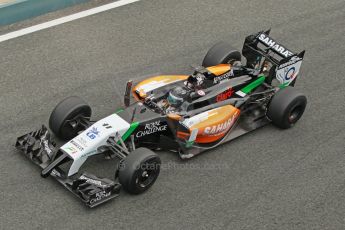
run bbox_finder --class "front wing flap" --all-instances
[15,125,121,208]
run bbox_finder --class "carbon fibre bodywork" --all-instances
[15,30,305,207]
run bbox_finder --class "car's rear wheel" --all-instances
[267,87,307,129]
[118,148,161,194]
[202,41,241,67]
[49,96,91,140]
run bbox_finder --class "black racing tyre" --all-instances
[49,96,91,140]
[118,148,161,194]
[267,87,307,129]
[202,41,242,67]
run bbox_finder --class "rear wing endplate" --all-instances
[242,29,305,85]
[243,29,305,64]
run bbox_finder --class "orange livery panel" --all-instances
[179,105,240,143]
[206,64,231,76]
[133,75,188,99]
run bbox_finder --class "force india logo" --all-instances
[136,121,168,138]
[204,111,239,135]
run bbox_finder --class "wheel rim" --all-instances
[136,161,160,188]
[288,105,303,124]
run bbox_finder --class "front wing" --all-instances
[15,125,121,208]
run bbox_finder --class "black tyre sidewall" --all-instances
[202,42,241,67]
[119,148,161,194]
[49,96,91,140]
[267,87,307,129]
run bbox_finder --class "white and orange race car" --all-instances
[16,30,307,207]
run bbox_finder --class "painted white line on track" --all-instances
[0,0,141,43]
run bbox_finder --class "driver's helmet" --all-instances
[167,86,189,107]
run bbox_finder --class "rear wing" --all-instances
[242,29,305,86]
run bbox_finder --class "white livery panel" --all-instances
[61,114,130,176]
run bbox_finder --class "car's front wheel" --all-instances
[118,148,161,194]
[49,96,92,140]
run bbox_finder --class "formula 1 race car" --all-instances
[16,30,307,207]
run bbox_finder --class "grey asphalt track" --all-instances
[1,0,345,229]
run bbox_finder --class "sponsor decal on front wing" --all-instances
[90,191,111,205]
[79,175,109,188]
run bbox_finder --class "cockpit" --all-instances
[131,63,257,116]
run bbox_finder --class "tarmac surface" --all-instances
[1,0,345,229]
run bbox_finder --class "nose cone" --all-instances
[60,113,132,176]
[61,114,131,160]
